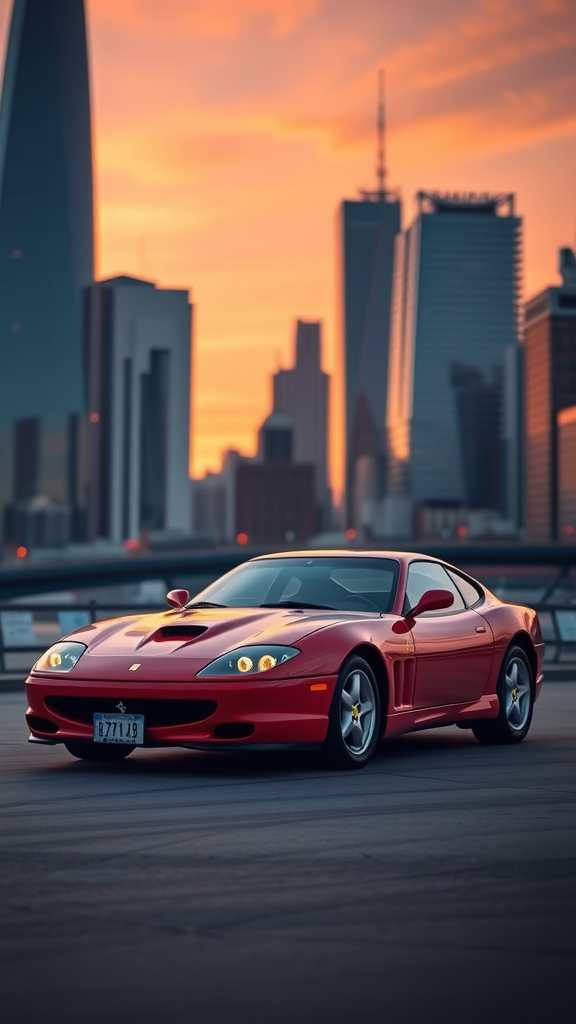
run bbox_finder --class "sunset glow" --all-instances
[1,0,574,496]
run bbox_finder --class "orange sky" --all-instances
[1,0,575,497]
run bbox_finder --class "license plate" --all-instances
[93,713,145,745]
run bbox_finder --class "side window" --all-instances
[445,568,483,608]
[404,562,466,615]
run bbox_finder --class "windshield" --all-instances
[188,557,399,613]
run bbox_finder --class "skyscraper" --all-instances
[85,276,193,544]
[385,192,522,538]
[272,320,330,526]
[524,248,576,542]
[338,73,401,532]
[0,0,94,549]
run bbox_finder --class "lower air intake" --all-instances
[45,696,217,728]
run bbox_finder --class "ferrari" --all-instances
[25,551,544,769]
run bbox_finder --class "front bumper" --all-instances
[25,673,337,747]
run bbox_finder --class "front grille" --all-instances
[45,696,217,728]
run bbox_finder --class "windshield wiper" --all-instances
[259,601,333,610]
[185,601,228,609]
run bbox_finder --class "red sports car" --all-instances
[25,551,544,769]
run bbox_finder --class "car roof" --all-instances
[251,550,436,563]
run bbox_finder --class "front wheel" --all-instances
[323,656,381,769]
[471,645,534,745]
[64,740,135,761]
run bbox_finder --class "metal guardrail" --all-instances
[1,545,574,675]
[0,603,159,675]
[0,550,247,601]
[0,544,575,601]
[1,600,574,676]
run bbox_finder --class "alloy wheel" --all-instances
[340,668,377,756]
[504,656,532,735]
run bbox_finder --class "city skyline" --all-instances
[0,0,574,497]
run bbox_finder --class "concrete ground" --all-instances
[1,684,574,1024]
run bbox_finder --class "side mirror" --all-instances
[392,588,454,634]
[407,588,454,618]
[166,589,190,610]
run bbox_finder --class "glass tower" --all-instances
[86,277,192,545]
[339,195,401,533]
[524,248,576,542]
[385,192,522,537]
[0,0,94,551]
[339,70,402,533]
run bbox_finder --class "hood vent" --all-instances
[152,625,208,642]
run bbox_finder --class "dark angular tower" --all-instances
[0,0,94,549]
[338,70,401,534]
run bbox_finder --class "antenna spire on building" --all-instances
[377,67,386,196]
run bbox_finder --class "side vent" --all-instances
[393,658,416,709]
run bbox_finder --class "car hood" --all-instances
[36,606,345,682]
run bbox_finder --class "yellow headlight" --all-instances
[237,656,253,673]
[48,652,62,668]
[258,654,277,672]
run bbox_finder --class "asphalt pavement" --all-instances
[1,684,574,1024]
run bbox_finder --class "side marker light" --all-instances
[310,683,327,691]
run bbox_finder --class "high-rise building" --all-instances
[0,0,94,550]
[85,276,193,543]
[272,320,330,525]
[385,191,522,538]
[338,72,401,532]
[524,248,576,542]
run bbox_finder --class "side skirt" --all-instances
[384,694,499,739]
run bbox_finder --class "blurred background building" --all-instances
[384,191,523,540]
[192,450,244,546]
[272,320,330,529]
[85,276,193,545]
[0,0,93,552]
[339,72,401,535]
[557,405,576,544]
[193,320,328,546]
[235,413,316,545]
[524,248,576,542]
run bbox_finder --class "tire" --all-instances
[471,645,534,745]
[323,655,381,769]
[64,740,135,761]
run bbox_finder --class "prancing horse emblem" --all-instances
[116,701,127,714]
[129,663,141,672]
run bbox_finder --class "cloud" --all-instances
[89,0,319,38]
[79,0,576,480]
[387,0,575,90]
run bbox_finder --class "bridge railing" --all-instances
[1,600,574,676]
[1,545,574,674]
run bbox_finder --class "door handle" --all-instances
[475,625,486,633]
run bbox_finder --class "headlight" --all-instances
[34,641,87,673]
[197,645,300,677]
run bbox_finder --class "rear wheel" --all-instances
[64,740,135,761]
[323,656,380,769]
[471,645,534,745]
